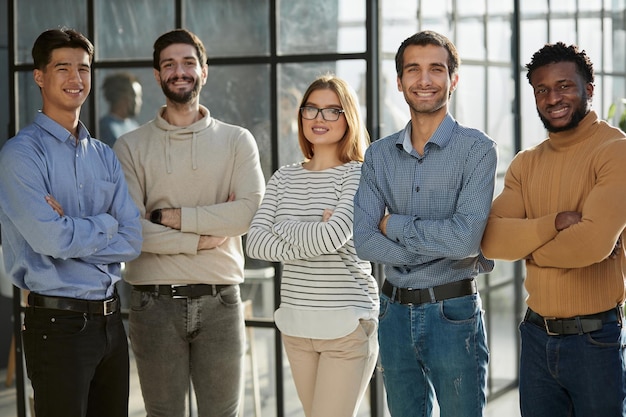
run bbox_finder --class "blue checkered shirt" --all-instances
[354,114,497,289]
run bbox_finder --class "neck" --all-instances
[162,101,203,126]
[302,146,343,171]
[410,110,446,154]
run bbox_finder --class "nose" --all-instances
[546,88,563,104]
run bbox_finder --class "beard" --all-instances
[161,75,201,104]
[539,93,590,133]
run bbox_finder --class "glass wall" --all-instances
[5,0,626,416]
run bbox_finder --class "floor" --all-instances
[0,363,521,417]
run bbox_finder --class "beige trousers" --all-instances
[282,319,379,417]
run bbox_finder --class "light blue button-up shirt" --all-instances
[0,112,142,300]
[354,114,497,289]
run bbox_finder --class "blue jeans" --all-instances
[378,292,489,417]
[129,285,244,417]
[519,312,626,417]
[22,307,129,417]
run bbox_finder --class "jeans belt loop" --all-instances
[428,287,436,303]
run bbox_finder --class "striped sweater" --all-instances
[246,161,379,339]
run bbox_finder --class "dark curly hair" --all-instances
[525,42,594,85]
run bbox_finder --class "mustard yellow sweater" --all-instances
[482,111,626,317]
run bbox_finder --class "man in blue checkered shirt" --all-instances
[354,30,497,417]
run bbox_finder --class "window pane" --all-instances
[488,17,512,62]
[486,284,519,393]
[381,60,410,138]
[488,67,515,173]
[95,68,156,145]
[201,65,271,180]
[95,0,174,61]
[457,18,486,61]
[278,60,366,167]
[455,65,486,132]
[15,0,87,64]
[278,0,366,55]
[187,0,270,58]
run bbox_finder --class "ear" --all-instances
[201,64,208,86]
[586,82,594,99]
[33,69,44,88]
[449,73,459,95]
[153,68,161,85]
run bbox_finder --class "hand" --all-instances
[555,211,582,231]
[198,235,228,250]
[45,195,64,217]
[322,209,333,222]
[379,214,390,236]
[160,208,182,230]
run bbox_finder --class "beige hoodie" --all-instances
[114,105,265,285]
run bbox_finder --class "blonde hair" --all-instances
[297,74,369,163]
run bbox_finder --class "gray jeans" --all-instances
[129,285,244,417]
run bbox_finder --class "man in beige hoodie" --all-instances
[114,29,265,417]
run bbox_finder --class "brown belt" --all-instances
[382,279,477,305]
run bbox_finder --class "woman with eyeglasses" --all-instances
[246,74,379,417]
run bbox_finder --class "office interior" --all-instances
[0,0,625,416]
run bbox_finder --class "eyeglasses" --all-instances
[300,106,345,121]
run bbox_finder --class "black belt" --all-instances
[382,279,477,305]
[133,284,232,299]
[28,293,119,316]
[525,307,621,336]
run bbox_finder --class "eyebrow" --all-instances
[53,62,90,70]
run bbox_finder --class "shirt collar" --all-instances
[397,113,456,154]
[34,111,91,144]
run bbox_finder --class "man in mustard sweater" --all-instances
[482,42,626,416]
[113,29,265,417]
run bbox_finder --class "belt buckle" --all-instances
[103,299,115,316]
[170,284,187,299]
[543,316,559,336]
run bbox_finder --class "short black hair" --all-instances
[31,28,94,70]
[525,42,594,85]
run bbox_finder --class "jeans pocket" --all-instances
[440,294,480,323]
[586,323,622,347]
[130,289,153,311]
[218,285,241,307]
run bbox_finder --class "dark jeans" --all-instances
[519,314,626,417]
[22,306,129,417]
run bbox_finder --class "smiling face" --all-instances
[154,43,207,105]
[530,61,593,132]
[301,88,347,152]
[34,47,91,116]
[397,43,458,117]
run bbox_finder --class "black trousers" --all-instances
[22,307,129,417]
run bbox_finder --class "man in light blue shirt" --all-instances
[354,31,497,417]
[0,28,142,417]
